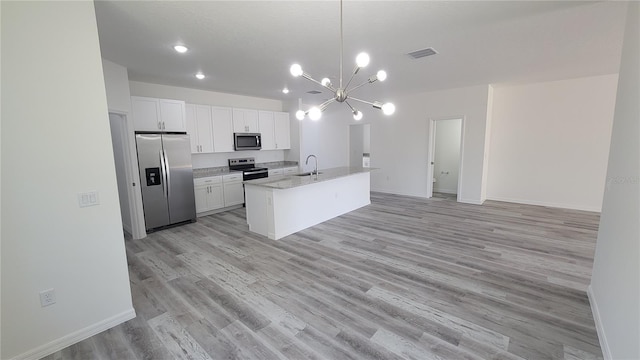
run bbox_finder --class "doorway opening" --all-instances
[427,117,464,200]
[349,124,371,168]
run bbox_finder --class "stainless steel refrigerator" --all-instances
[135,133,196,231]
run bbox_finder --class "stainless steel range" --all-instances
[228,158,268,180]
[229,158,268,206]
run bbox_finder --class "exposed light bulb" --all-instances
[308,107,322,121]
[173,45,188,53]
[376,70,387,82]
[195,73,205,80]
[382,102,396,115]
[321,78,331,87]
[356,52,370,68]
[290,64,303,77]
[295,110,305,120]
[282,87,289,94]
[353,110,363,121]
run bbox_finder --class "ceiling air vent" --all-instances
[306,90,322,94]
[407,47,438,59]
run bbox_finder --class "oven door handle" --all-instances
[244,170,268,176]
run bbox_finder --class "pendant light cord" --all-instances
[340,0,343,89]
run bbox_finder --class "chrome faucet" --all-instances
[305,154,318,179]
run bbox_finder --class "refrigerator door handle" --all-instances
[164,149,171,201]
[159,150,167,198]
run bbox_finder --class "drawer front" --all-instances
[269,169,284,176]
[194,176,222,186]
[283,167,298,175]
[223,173,243,183]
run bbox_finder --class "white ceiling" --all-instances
[95,1,628,104]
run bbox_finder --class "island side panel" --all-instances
[244,184,272,238]
[271,172,370,239]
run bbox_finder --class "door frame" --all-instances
[109,111,146,239]
[427,116,466,201]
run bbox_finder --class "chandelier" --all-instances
[290,0,395,121]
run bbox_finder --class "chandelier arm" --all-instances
[348,96,377,107]
[344,65,360,90]
[347,78,377,94]
[319,97,337,111]
[301,73,325,88]
[344,100,357,112]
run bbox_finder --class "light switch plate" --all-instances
[78,191,99,207]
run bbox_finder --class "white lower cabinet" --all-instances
[194,176,224,214]
[268,168,283,177]
[223,173,244,206]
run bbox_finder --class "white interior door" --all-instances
[109,112,146,239]
[427,120,437,198]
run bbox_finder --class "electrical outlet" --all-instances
[39,288,56,307]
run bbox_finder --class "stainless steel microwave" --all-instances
[234,133,261,151]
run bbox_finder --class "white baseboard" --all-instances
[458,198,484,205]
[587,285,612,360]
[11,308,136,360]
[486,195,601,212]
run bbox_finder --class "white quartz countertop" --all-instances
[243,167,375,189]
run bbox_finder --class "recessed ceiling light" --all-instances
[282,87,289,94]
[195,73,205,80]
[173,45,188,53]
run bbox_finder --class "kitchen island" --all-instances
[243,167,373,240]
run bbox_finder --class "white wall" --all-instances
[1,2,135,359]
[433,119,462,194]
[129,81,288,168]
[296,105,351,172]
[0,1,3,356]
[589,3,640,359]
[487,74,618,211]
[371,85,491,204]
[283,86,490,202]
[102,59,132,113]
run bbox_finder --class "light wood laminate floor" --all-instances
[43,192,603,360]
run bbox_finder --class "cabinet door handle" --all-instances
[157,121,161,130]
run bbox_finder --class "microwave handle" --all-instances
[257,135,260,146]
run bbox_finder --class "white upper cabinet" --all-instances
[185,104,214,153]
[232,108,259,133]
[159,99,186,131]
[185,104,198,152]
[274,112,291,150]
[258,111,276,150]
[256,111,290,150]
[131,96,186,132]
[131,96,161,131]
[212,106,235,153]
